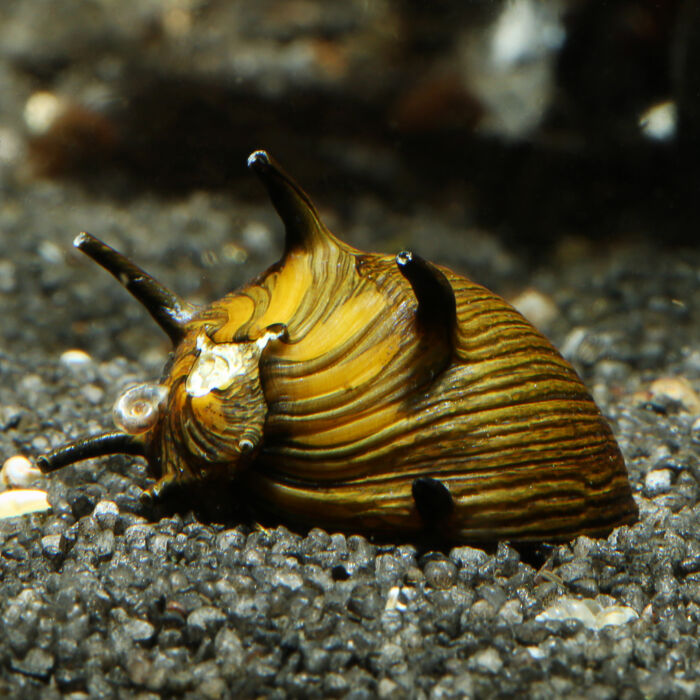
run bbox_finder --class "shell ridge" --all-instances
[319,435,621,487]
[259,394,620,469]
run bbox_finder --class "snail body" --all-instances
[39,151,638,543]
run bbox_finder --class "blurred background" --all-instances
[2,0,698,237]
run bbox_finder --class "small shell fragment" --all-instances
[535,596,638,630]
[1,455,42,490]
[384,586,407,612]
[649,377,700,414]
[0,489,51,520]
[113,383,169,434]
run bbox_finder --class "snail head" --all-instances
[38,323,287,501]
[36,151,301,501]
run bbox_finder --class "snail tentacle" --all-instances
[412,476,454,528]
[247,150,346,255]
[397,250,457,378]
[74,232,196,344]
[396,250,457,333]
[37,432,145,473]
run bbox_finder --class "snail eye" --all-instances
[113,383,169,434]
[238,439,255,455]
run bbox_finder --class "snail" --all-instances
[37,150,638,543]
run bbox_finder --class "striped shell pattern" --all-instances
[39,151,638,543]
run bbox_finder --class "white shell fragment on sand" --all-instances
[1,455,43,490]
[535,597,638,631]
[59,348,93,367]
[649,376,700,414]
[0,489,51,519]
[0,456,49,519]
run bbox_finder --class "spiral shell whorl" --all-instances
[113,383,169,435]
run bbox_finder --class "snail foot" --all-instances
[141,473,177,503]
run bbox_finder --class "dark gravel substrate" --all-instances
[1,2,700,698]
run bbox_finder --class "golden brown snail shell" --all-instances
[38,150,638,543]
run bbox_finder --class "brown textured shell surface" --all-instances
[38,151,638,543]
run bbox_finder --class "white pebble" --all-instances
[649,376,700,414]
[384,586,407,612]
[93,500,120,529]
[24,91,66,135]
[510,288,559,329]
[468,648,503,674]
[241,221,273,255]
[644,469,672,496]
[498,598,523,625]
[271,570,303,591]
[81,384,105,404]
[0,489,51,519]
[1,455,42,490]
[60,349,92,366]
[526,646,546,660]
[560,327,587,360]
[639,100,677,141]
[38,240,63,264]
